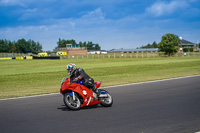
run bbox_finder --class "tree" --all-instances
[86,41,94,50]
[80,41,101,50]
[16,39,27,53]
[8,42,16,53]
[36,42,43,53]
[158,33,180,56]
[0,40,9,52]
[56,39,101,50]
[197,43,200,48]
[141,41,158,48]
[0,39,42,53]
[78,42,83,47]
[94,44,101,50]
[57,39,76,48]
[152,41,158,48]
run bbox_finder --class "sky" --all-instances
[0,0,200,51]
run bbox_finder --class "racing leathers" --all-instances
[70,68,99,96]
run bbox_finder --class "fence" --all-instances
[1,52,200,60]
[60,52,200,59]
[0,53,29,57]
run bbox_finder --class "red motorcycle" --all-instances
[60,77,113,111]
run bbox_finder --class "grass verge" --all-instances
[0,57,200,99]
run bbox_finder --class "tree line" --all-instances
[141,33,200,56]
[140,33,180,56]
[0,38,102,54]
[1,35,199,56]
[0,39,43,54]
[140,41,158,48]
[55,38,101,51]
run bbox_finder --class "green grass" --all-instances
[0,57,200,99]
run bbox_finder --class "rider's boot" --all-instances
[92,85,100,99]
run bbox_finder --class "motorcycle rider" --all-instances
[66,63,100,98]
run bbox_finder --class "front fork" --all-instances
[63,91,76,101]
[72,91,75,101]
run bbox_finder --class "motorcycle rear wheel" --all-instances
[63,93,81,111]
[99,89,113,107]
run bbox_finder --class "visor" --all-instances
[66,65,72,70]
[67,69,71,75]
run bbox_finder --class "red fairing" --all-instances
[95,81,102,88]
[61,77,71,93]
[60,78,101,108]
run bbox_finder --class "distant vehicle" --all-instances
[38,52,48,57]
[87,50,107,54]
[87,51,95,54]
[101,50,107,54]
[57,51,67,56]
[96,51,101,54]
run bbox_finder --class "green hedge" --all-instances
[183,48,193,52]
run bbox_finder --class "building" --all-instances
[109,48,159,53]
[66,44,79,48]
[179,37,196,52]
[57,44,87,55]
[87,50,107,54]
[180,38,195,48]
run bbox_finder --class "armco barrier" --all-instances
[33,56,60,59]
[0,56,59,60]
[26,56,33,59]
[0,57,12,60]
[16,56,24,60]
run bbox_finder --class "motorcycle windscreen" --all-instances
[61,77,69,85]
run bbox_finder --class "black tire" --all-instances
[63,93,81,111]
[99,89,113,107]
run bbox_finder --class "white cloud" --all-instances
[0,0,30,6]
[0,18,162,51]
[81,8,105,20]
[0,24,69,49]
[18,8,38,20]
[146,0,189,17]
[0,0,56,6]
[77,8,107,26]
[0,6,199,51]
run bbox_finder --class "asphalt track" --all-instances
[1,76,200,133]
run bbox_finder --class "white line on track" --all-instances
[0,93,60,101]
[103,75,200,89]
[1,75,200,101]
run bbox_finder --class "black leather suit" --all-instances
[70,68,95,91]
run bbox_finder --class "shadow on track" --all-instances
[57,104,104,111]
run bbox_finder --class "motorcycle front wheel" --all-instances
[63,93,81,111]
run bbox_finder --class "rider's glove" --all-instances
[75,76,82,81]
